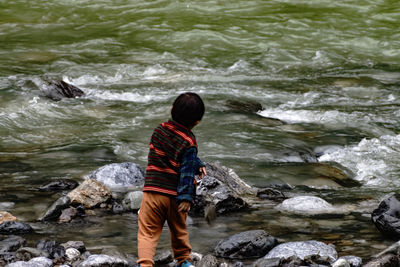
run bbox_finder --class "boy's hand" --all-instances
[198,166,207,179]
[178,201,191,213]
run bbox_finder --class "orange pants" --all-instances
[137,192,191,267]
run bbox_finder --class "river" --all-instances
[1,0,400,263]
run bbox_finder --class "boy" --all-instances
[137,92,207,267]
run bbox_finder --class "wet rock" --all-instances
[65,247,81,262]
[42,79,84,101]
[39,196,71,221]
[309,163,360,187]
[332,258,350,267]
[256,188,286,201]
[214,230,277,259]
[61,241,86,253]
[192,163,254,215]
[0,235,26,253]
[338,256,362,267]
[77,254,129,267]
[15,247,49,261]
[197,254,219,267]
[374,240,400,258]
[0,211,17,223]
[58,207,79,223]
[154,250,173,265]
[122,191,143,211]
[264,240,338,264]
[225,99,263,114]
[371,193,400,239]
[36,240,65,259]
[0,221,33,234]
[111,200,124,214]
[88,162,144,191]
[39,179,78,192]
[68,179,112,209]
[363,254,400,267]
[252,257,281,267]
[7,256,53,267]
[276,196,335,215]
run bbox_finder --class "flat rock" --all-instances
[88,162,144,191]
[0,212,17,224]
[276,196,336,215]
[264,240,338,264]
[372,193,400,238]
[68,179,112,209]
[214,230,277,259]
[0,222,33,235]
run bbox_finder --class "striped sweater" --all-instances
[143,120,198,196]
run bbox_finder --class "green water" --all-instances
[1,0,400,263]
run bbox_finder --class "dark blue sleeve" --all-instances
[176,147,201,203]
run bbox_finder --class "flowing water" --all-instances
[1,0,400,263]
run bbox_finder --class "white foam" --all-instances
[319,134,400,187]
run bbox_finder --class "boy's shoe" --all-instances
[177,260,194,267]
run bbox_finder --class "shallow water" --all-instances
[1,0,400,264]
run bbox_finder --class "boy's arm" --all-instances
[176,147,199,204]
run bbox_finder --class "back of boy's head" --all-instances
[171,92,205,128]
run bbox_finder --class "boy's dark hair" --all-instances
[171,92,205,128]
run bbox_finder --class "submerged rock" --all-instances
[309,163,360,187]
[78,254,129,267]
[0,212,17,224]
[0,222,33,235]
[39,196,71,221]
[39,179,79,192]
[371,193,400,239]
[68,179,112,209]
[214,230,277,259]
[225,99,263,114]
[264,240,338,264]
[276,196,335,215]
[88,162,144,191]
[42,79,84,101]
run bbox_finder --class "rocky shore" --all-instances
[1,162,400,267]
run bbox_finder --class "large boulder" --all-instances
[264,240,338,264]
[0,222,33,235]
[214,230,277,259]
[68,179,112,209]
[77,254,129,267]
[87,162,144,191]
[192,163,254,215]
[371,193,400,238]
[0,212,17,223]
[276,196,336,215]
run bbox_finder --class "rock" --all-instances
[68,179,112,209]
[374,241,400,258]
[58,207,79,223]
[39,196,71,221]
[15,247,49,261]
[256,188,286,201]
[339,256,362,267]
[309,163,360,187]
[225,99,263,114]
[332,258,351,267]
[61,241,86,253]
[372,193,400,238]
[39,179,79,192]
[0,212,17,223]
[264,240,338,264]
[77,254,129,267]
[363,254,400,267]
[0,236,26,253]
[7,256,53,267]
[0,221,33,234]
[192,163,254,215]
[42,79,84,101]
[122,191,143,211]
[214,230,277,259]
[36,240,65,259]
[65,247,81,262]
[154,250,173,265]
[252,257,281,267]
[276,196,335,215]
[88,162,144,191]
[197,254,219,267]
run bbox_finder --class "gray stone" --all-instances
[0,221,33,234]
[198,254,219,267]
[58,207,78,223]
[0,236,26,253]
[68,179,112,209]
[39,179,78,192]
[264,240,338,264]
[61,241,86,253]
[7,256,53,267]
[36,239,65,259]
[66,248,80,262]
[339,256,362,267]
[372,194,400,238]
[332,258,350,267]
[88,162,144,191]
[154,250,173,265]
[276,196,335,215]
[77,254,129,267]
[252,257,281,267]
[15,247,49,261]
[42,79,84,101]
[214,230,277,259]
[122,191,143,211]
[39,196,71,221]
[363,254,400,267]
